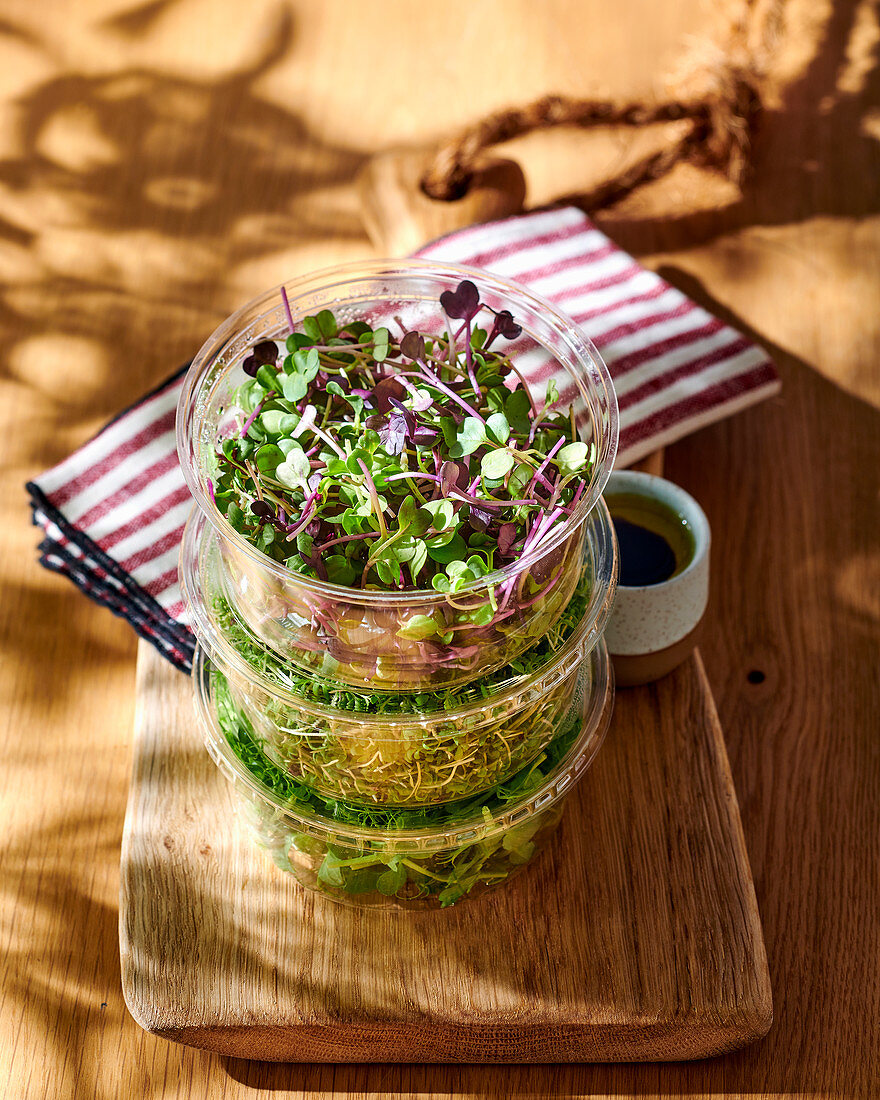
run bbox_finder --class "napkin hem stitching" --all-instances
[25,481,195,672]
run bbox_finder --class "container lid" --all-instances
[193,641,614,851]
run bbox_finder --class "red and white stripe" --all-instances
[32,206,778,627]
[415,206,779,468]
[34,375,190,621]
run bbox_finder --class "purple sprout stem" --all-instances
[280,286,295,334]
[310,422,346,459]
[496,507,562,613]
[419,365,484,421]
[526,436,565,497]
[550,470,587,510]
[522,505,565,557]
[282,486,323,541]
[516,567,564,609]
[481,494,542,508]
[284,502,317,542]
[531,471,557,496]
[315,531,380,552]
[463,321,479,391]
[385,472,441,485]
[566,480,586,512]
[445,323,457,369]
[519,513,549,558]
[453,607,517,630]
[497,574,519,614]
[207,478,215,503]
[448,489,538,510]
[240,390,276,437]
[357,458,388,537]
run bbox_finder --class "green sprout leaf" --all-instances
[281,373,308,402]
[422,499,455,531]
[371,327,390,362]
[255,364,277,391]
[397,613,440,640]
[285,332,311,353]
[481,448,515,479]
[293,347,321,381]
[376,863,407,896]
[485,412,510,445]
[226,502,246,532]
[455,417,486,456]
[316,309,338,339]
[505,388,531,434]
[325,554,357,586]
[275,447,310,489]
[255,443,284,475]
[555,441,589,473]
[427,532,467,564]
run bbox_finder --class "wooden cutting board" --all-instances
[119,641,771,1062]
[119,152,770,1061]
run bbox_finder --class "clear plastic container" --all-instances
[193,641,614,910]
[180,500,617,807]
[177,260,618,692]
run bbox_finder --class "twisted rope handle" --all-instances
[421,0,781,205]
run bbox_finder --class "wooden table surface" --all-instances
[1,1,877,1096]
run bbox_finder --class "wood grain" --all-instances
[358,150,526,256]
[120,644,770,1062]
[2,0,878,1096]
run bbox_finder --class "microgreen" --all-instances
[213,661,582,906]
[209,574,591,808]
[439,279,480,324]
[211,281,595,664]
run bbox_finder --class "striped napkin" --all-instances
[27,206,779,671]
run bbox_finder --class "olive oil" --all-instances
[605,492,696,587]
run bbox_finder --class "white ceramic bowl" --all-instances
[603,470,710,685]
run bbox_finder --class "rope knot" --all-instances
[420,2,778,205]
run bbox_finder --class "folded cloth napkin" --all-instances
[27,206,779,671]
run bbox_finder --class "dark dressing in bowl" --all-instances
[604,492,695,588]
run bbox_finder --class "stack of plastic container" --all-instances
[176,261,619,910]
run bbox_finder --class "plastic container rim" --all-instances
[176,258,619,604]
[192,640,614,847]
[179,498,618,730]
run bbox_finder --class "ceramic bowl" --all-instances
[603,470,710,686]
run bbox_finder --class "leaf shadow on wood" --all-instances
[0,576,139,721]
[0,4,369,473]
